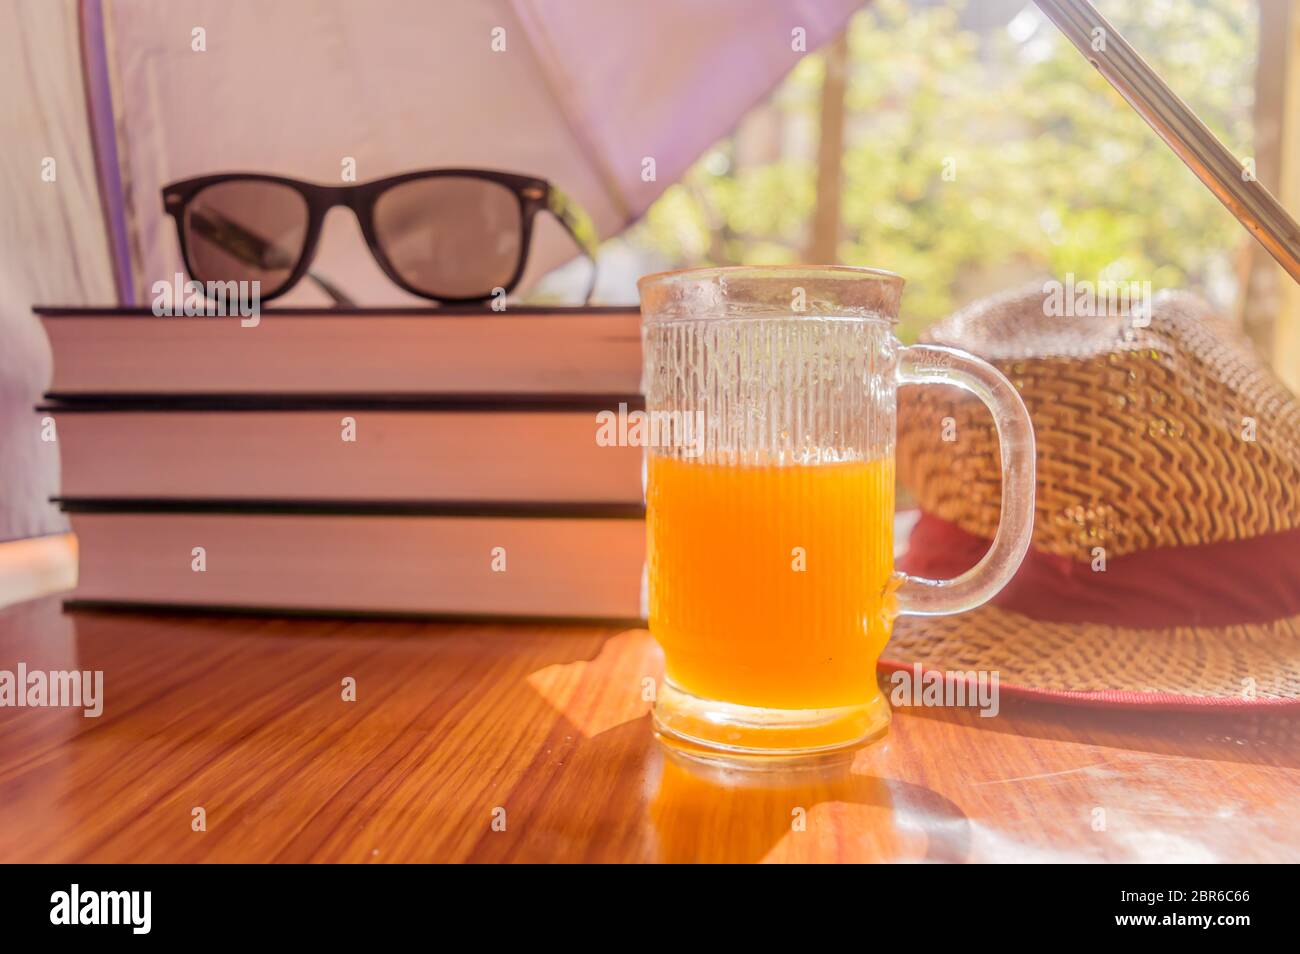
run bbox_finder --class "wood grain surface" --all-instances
[1,595,1297,863]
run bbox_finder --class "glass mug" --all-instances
[638,266,1035,757]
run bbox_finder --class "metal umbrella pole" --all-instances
[1035,0,1300,285]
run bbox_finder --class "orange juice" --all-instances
[647,455,897,711]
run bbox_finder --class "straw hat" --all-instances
[887,285,1300,707]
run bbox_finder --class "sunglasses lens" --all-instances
[183,180,309,295]
[372,176,523,299]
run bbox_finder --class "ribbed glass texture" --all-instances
[643,316,896,465]
[642,306,900,711]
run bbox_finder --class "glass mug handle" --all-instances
[893,344,1036,616]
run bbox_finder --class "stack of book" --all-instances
[38,306,646,622]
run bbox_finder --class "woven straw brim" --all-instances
[890,287,1300,705]
[885,607,1300,707]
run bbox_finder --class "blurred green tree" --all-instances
[623,0,1255,340]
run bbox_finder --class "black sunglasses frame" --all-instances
[162,168,599,304]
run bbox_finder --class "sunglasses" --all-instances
[162,169,599,305]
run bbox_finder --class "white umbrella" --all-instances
[85,0,863,305]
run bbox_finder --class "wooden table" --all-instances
[1,594,1297,863]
